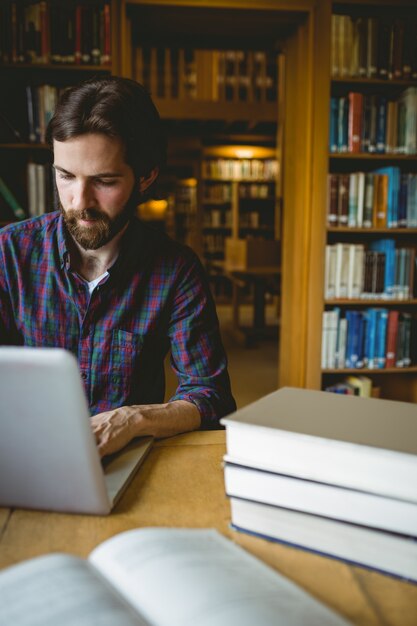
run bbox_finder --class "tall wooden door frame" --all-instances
[115,0,332,390]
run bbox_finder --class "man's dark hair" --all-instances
[46,76,166,182]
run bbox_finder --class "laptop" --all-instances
[0,346,153,515]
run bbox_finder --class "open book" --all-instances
[0,528,351,626]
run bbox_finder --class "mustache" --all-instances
[65,207,109,222]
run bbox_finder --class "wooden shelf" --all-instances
[329,153,417,160]
[327,227,417,234]
[325,299,417,306]
[204,177,276,183]
[202,226,232,231]
[239,226,274,231]
[332,77,417,86]
[153,98,277,122]
[323,367,417,374]
[0,63,111,72]
[202,201,232,206]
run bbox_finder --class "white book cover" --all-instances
[221,387,417,502]
[225,462,417,536]
[230,498,417,584]
[352,244,365,298]
[346,244,356,298]
[335,317,347,369]
[324,245,337,299]
[326,310,339,369]
[321,311,330,369]
[335,243,349,298]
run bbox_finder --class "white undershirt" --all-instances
[87,271,109,295]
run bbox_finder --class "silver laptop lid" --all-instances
[0,347,112,514]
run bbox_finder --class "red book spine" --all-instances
[102,3,111,65]
[39,1,49,64]
[348,92,363,153]
[385,310,399,368]
[327,174,339,227]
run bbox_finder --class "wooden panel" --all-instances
[154,99,277,122]
[305,1,332,389]
[279,1,331,389]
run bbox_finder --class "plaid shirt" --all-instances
[0,212,236,427]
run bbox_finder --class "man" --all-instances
[0,76,236,456]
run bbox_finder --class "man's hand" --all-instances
[90,401,201,458]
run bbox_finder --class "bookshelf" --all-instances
[320,1,417,401]
[121,1,285,125]
[172,177,198,249]
[200,145,279,297]
[202,146,278,233]
[0,0,118,225]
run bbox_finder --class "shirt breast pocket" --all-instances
[108,329,144,404]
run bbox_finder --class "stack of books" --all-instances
[221,387,417,582]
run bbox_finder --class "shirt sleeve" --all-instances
[0,235,19,345]
[167,250,236,429]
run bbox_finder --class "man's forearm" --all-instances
[91,400,201,457]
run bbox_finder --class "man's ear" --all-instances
[139,167,159,193]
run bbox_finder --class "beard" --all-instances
[60,196,138,251]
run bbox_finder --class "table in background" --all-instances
[212,261,280,346]
[0,431,416,625]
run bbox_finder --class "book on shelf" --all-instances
[322,307,416,370]
[0,111,22,144]
[0,1,111,66]
[0,177,26,221]
[324,240,416,301]
[229,498,417,584]
[25,84,59,144]
[331,14,417,80]
[329,89,417,155]
[0,527,350,626]
[133,46,279,104]
[333,374,373,397]
[26,162,54,217]
[202,158,278,181]
[221,387,417,502]
[327,169,417,228]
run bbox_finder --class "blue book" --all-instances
[345,311,363,368]
[370,238,396,297]
[364,308,378,369]
[375,309,389,368]
[355,313,366,369]
[376,97,387,154]
[398,174,409,227]
[361,95,372,152]
[374,166,400,227]
[337,97,349,152]
[329,97,338,153]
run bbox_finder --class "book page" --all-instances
[0,553,148,626]
[89,528,351,626]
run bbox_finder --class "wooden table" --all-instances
[0,431,416,625]
[212,261,280,345]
